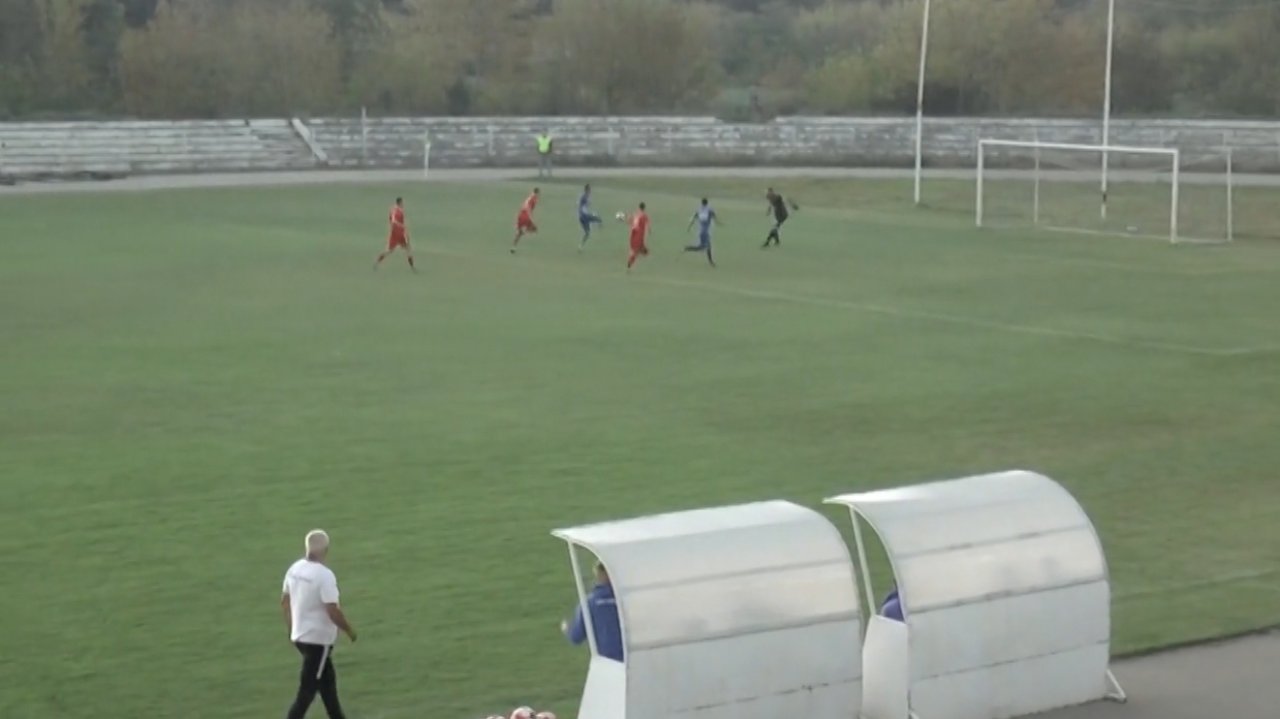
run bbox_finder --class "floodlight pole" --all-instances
[1226,145,1235,243]
[423,132,431,180]
[913,0,932,207]
[1100,0,1116,222]
[565,544,600,657]
[849,514,878,621]
[360,106,368,167]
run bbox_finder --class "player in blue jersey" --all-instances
[684,198,719,267]
[577,184,604,251]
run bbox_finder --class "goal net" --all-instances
[975,139,1237,245]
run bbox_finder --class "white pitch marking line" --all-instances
[426,247,1258,357]
[997,251,1262,277]
[646,275,1246,357]
[1114,567,1280,600]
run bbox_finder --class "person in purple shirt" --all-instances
[561,562,624,662]
[880,585,904,622]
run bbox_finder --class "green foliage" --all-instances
[79,0,127,103]
[309,0,384,80]
[34,0,94,112]
[118,0,342,117]
[532,0,719,114]
[805,53,880,114]
[0,61,39,118]
[345,0,461,115]
[1163,6,1280,118]
[5,0,1280,129]
[0,0,43,66]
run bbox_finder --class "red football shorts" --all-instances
[629,234,648,253]
[517,212,537,232]
[387,232,408,250]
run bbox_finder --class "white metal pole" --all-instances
[360,106,368,167]
[976,140,986,227]
[913,0,933,207]
[849,513,878,620]
[1033,127,1042,226]
[1170,148,1180,244]
[1106,669,1129,703]
[423,132,431,180]
[1226,146,1235,243]
[1100,0,1116,222]
[565,545,599,656]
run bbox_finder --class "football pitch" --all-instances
[4,173,1280,719]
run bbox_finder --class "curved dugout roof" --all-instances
[826,470,1108,614]
[553,500,860,650]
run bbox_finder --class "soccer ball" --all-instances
[510,707,535,719]
[615,211,627,222]
[535,712,557,719]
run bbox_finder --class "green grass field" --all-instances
[4,174,1280,719]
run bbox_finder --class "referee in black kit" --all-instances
[281,529,358,719]
[763,187,799,248]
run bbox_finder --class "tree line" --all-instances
[1,0,1277,120]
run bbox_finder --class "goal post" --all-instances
[422,131,432,180]
[1225,146,1234,243]
[976,139,1194,244]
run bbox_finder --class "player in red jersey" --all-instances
[625,202,651,271]
[374,197,416,271]
[510,187,541,253]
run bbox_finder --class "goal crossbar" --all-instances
[976,139,1181,244]
[978,139,1178,157]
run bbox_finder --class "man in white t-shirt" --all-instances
[280,529,357,719]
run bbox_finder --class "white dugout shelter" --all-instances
[827,470,1126,719]
[552,500,863,719]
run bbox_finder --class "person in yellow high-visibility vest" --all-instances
[536,130,553,178]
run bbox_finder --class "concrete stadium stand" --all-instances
[0,119,315,180]
[3,116,1279,181]
[307,116,1280,172]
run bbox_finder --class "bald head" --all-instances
[305,529,330,561]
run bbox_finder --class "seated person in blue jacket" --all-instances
[560,561,624,662]
[880,585,904,622]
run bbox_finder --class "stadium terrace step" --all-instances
[303,117,1280,172]
[0,119,315,179]
[4,117,1280,178]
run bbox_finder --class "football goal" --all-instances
[975,139,1238,245]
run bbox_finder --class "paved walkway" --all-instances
[1042,632,1278,719]
[7,164,1278,718]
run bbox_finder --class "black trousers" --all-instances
[286,642,346,719]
